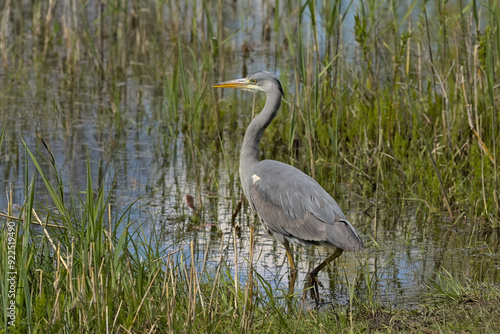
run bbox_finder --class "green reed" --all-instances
[0,0,496,243]
[1,0,500,331]
[0,145,340,331]
[0,139,499,332]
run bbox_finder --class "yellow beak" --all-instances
[212,78,249,89]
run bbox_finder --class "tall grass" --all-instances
[0,143,360,332]
[1,157,498,332]
[1,0,500,331]
[1,0,498,222]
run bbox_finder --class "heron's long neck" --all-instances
[240,91,282,171]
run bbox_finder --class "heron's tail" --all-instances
[326,219,364,251]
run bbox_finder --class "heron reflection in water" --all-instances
[213,71,364,302]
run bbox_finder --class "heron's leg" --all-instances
[283,240,297,273]
[303,248,344,303]
[284,240,297,295]
[310,248,344,276]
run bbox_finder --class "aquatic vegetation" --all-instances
[0,0,499,332]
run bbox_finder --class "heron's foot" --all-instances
[303,273,323,303]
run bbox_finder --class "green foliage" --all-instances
[0,145,495,332]
[1,0,500,332]
[429,268,500,304]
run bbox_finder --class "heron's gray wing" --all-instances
[246,160,364,251]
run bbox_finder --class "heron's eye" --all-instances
[249,79,257,84]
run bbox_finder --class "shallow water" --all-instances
[2,66,498,307]
[0,0,499,308]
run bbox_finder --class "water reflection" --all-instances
[0,0,499,308]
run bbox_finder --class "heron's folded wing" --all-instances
[247,160,364,250]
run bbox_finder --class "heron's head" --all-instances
[213,71,284,96]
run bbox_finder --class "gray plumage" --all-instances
[247,160,363,251]
[213,71,364,300]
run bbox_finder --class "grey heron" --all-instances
[213,71,364,302]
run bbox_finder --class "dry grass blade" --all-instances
[129,269,161,330]
[0,212,68,229]
[31,209,68,270]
